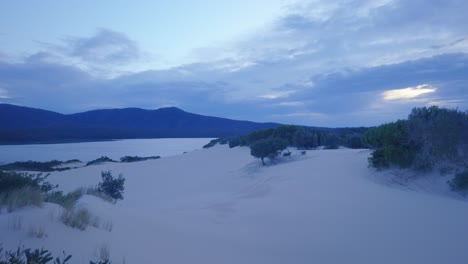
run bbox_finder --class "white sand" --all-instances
[1,146,468,264]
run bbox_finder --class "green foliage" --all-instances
[292,128,318,149]
[0,246,71,264]
[250,138,288,165]
[0,171,56,194]
[120,156,160,163]
[365,106,468,171]
[448,171,468,193]
[0,171,57,212]
[241,128,275,146]
[97,171,125,200]
[364,120,416,169]
[86,157,116,166]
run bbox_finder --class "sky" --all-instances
[0,0,467,127]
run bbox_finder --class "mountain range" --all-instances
[0,104,279,144]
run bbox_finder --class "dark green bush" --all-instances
[97,171,125,200]
[364,106,468,171]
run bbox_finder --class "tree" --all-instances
[250,138,288,165]
[97,171,125,200]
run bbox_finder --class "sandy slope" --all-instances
[1,146,468,264]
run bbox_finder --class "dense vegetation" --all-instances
[205,125,367,150]
[363,106,468,171]
[363,106,468,192]
[203,125,368,165]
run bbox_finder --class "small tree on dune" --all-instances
[97,171,125,200]
[250,138,288,165]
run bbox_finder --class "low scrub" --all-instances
[86,157,116,166]
[120,156,160,163]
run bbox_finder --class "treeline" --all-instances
[363,106,468,171]
[204,125,368,150]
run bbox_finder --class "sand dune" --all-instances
[1,146,468,264]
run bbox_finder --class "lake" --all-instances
[0,138,213,164]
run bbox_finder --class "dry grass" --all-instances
[0,187,43,213]
[60,208,91,230]
[28,224,47,238]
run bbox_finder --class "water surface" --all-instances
[0,138,213,164]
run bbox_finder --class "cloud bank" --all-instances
[1,0,467,126]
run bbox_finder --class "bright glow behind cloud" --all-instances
[382,84,437,100]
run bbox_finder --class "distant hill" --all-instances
[0,104,280,144]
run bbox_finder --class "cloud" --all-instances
[382,84,437,100]
[259,90,296,99]
[66,29,140,65]
[0,88,10,99]
[276,101,305,107]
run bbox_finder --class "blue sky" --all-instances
[1,0,467,126]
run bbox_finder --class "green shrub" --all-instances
[448,171,468,193]
[0,171,55,212]
[97,171,125,200]
[364,106,468,171]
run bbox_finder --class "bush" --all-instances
[97,171,125,200]
[448,171,468,193]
